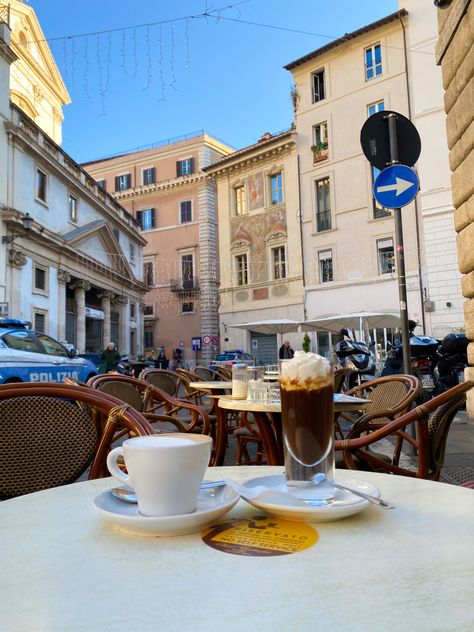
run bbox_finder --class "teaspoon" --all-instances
[111,480,227,504]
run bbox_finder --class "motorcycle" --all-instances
[434,333,468,393]
[381,333,439,399]
[335,328,376,389]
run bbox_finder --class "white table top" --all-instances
[189,381,232,390]
[2,467,474,631]
[218,392,370,414]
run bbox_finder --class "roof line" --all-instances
[284,9,408,71]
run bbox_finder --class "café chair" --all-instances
[0,381,154,499]
[334,367,350,393]
[137,368,183,398]
[335,374,421,440]
[335,381,473,480]
[214,366,233,380]
[87,374,211,436]
[192,366,219,381]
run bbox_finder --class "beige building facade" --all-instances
[84,134,233,363]
[205,131,304,362]
[435,0,474,411]
[286,4,463,347]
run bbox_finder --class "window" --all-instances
[182,302,194,313]
[129,242,136,265]
[176,158,194,177]
[234,185,246,215]
[144,305,154,316]
[367,101,391,219]
[36,333,69,357]
[312,69,326,103]
[3,331,38,353]
[33,265,47,293]
[312,122,329,161]
[69,195,78,223]
[130,301,136,320]
[272,246,286,280]
[115,173,131,191]
[97,179,106,190]
[377,238,395,275]
[143,261,154,286]
[144,326,155,348]
[181,254,194,288]
[180,200,192,223]
[36,168,47,203]
[112,228,120,242]
[34,312,46,334]
[365,43,382,81]
[137,208,155,230]
[318,249,334,283]
[270,173,283,205]
[315,178,332,232]
[143,167,155,185]
[235,254,248,286]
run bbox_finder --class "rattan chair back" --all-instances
[192,366,217,381]
[0,382,154,499]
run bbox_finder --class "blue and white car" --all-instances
[0,319,97,384]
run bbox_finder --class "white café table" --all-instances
[2,467,474,631]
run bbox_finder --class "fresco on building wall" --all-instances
[231,208,287,283]
[248,173,264,210]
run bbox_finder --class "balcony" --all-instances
[170,277,200,293]
[311,143,329,164]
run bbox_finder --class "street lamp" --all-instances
[2,213,34,244]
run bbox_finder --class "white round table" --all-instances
[1,467,474,631]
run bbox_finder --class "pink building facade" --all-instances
[83,133,232,364]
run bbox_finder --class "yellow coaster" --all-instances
[202,515,318,556]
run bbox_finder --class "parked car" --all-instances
[0,319,97,384]
[209,350,257,370]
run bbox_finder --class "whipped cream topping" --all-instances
[280,351,332,388]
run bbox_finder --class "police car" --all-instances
[0,319,97,384]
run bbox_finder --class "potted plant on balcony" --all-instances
[311,142,329,162]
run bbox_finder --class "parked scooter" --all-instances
[381,328,439,399]
[434,333,468,393]
[335,328,376,388]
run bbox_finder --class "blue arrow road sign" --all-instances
[374,165,419,209]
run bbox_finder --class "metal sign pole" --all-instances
[387,113,412,375]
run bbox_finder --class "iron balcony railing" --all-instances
[170,277,200,293]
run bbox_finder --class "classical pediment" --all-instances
[62,220,134,280]
[9,1,70,105]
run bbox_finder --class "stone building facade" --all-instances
[435,0,474,412]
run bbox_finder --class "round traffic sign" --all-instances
[374,165,419,209]
[202,335,211,345]
[360,110,421,171]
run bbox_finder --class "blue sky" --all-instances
[31,0,397,162]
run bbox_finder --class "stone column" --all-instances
[98,290,115,348]
[198,180,219,363]
[70,279,91,353]
[8,249,27,319]
[57,269,71,342]
[114,296,128,355]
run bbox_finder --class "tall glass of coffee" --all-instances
[279,351,334,505]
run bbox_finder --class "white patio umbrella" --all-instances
[300,311,400,334]
[229,319,301,335]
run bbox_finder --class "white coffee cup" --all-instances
[107,434,212,517]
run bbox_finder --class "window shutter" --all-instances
[189,158,195,174]
[115,176,120,191]
[136,210,143,229]
[150,167,155,183]
[176,161,181,177]
[151,208,156,228]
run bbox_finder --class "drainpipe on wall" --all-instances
[399,13,427,334]
[296,154,307,322]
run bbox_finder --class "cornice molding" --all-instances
[207,141,295,178]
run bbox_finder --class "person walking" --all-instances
[155,347,169,369]
[100,341,121,373]
[279,340,294,359]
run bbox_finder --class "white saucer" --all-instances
[94,485,239,537]
[241,475,380,523]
